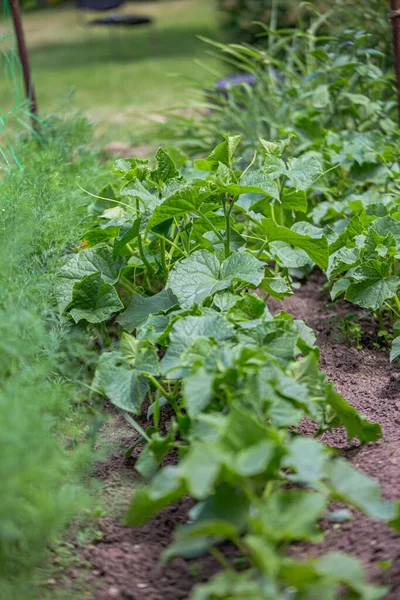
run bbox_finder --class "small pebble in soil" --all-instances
[107,586,121,598]
[137,583,150,588]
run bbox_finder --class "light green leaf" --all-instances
[194,135,241,172]
[281,188,307,212]
[167,250,265,309]
[213,290,240,311]
[269,241,311,268]
[254,490,326,541]
[150,147,180,185]
[283,436,331,486]
[81,225,120,248]
[227,293,266,322]
[93,351,148,413]
[68,273,123,324]
[120,333,159,375]
[345,260,400,310]
[160,314,234,377]
[117,289,178,332]
[226,170,279,201]
[390,336,400,361]
[136,314,171,344]
[331,278,350,300]
[327,459,396,521]
[125,467,186,526]
[167,250,224,308]
[312,84,330,108]
[261,218,328,270]
[221,252,265,287]
[327,247,359,279]
[325,384,382,443]
[120,178,158,207]
[146,183,212,230]
[370,215,400,247]
[183,367,214,418]
[286,155,322,191]
[315,553,388,600]
[180,443,222,498]
[236,440,275,476]
[57,245,123,311]
[261,275,293,300]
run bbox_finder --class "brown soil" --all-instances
[80,272,399,600]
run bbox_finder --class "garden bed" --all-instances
[74,272,400,600]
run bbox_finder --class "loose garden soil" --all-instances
[79,272,400,600]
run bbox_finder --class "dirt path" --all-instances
[82,273,400,600]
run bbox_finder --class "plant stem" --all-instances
[119,276,137,295]
[256,239,269,259]
[224,197,235,259]
[100,322,111,346]
[394,294,400,315]
[209,548,233,571]
[143,373,179,413]
[160,237,168,275]
[197,210,225,245]
[136,199,154,276]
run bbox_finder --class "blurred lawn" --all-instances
[0,0,219,143]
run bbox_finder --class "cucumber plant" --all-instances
[56,139,400,599]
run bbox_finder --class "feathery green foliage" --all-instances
[0,115,108,599]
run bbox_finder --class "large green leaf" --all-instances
[117,289,178,332]
[327,459,396,521]
[168,250,223,308]
[183,367,214,418]
[112,218,140,258]
[286,155,322,190]
[370,215,400,247]
[160,313,234,377]
[283,437,331,487]
[345,260,400,310]
[93,351,148,413]
[179,442,223,498]
[325,384,382,443]
[125,467,186,526]
[194,135,241,172]
[261,219,328,270]
[146,183,212,230]
[120,333,159,375]
[167,250,265,309]
[253,490,326,541]
[57,245,123,311]
[120,178,158,207]
[390,336,400,361]
[68,273,123,324]
[225,170,279,201]
[314,553,388,600]
[150,147,180,185]
[220,252,266,287]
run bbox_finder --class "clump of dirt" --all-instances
[74,272,399,599]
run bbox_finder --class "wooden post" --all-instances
[390,0,400,125]
[8,0,39,124]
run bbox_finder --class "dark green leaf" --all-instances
[68,273,123,323]
[117,289,178,332]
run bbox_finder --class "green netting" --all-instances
[0,0,40,183]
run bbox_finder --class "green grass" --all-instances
[0,0,219,143]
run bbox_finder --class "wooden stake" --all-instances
[8,0,39,125]
[390,0,400,125]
